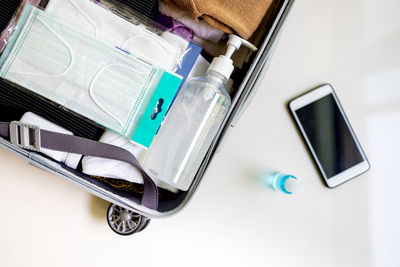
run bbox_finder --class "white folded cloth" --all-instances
[82,131,179,192]
[20,112,82,169]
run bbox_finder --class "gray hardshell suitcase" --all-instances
[0,0,294,235]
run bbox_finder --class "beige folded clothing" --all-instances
[164,0,273,39]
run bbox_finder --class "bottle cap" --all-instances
[283,177,303,194]
[208,34,257,80]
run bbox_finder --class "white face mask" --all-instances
[45,0,182,72]
[0,7,178,139]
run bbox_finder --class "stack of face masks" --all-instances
[45,0,203,94]
[0,5,182,148]
[45,0,182,72]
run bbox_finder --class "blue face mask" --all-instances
[0,6,180,141]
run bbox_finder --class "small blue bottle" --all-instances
[261,172,301,194]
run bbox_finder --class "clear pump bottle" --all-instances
[142,35,257,191]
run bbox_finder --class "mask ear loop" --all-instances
[120,28,180,70]
[88,63,151,128]
[12,16,74,77]
[68,0,98,38]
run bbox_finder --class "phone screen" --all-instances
[295,93,363,178]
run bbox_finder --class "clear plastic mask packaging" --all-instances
[0,0,203,149]
[86,0,203,88]
[1,0,202,82]
[0,0,42,54]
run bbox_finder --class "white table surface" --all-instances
[1,0,399,266]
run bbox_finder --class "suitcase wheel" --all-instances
[107,204,150,235]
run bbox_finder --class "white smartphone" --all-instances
[289,84,370,188]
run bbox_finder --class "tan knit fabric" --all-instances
[164,0,273,39]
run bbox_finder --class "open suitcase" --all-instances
[0,0,294,235]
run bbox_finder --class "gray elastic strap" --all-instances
[0,122,159,210]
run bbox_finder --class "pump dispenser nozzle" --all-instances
[208,34,258,81]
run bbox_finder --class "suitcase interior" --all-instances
[0,0,294,217]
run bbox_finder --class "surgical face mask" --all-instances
[0,6,181,142]
[45,0,183,72]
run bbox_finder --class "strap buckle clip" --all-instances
[10,121,41,152]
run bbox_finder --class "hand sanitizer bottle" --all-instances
[142,35,257,191]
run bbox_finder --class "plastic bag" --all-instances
[0,0,42,54]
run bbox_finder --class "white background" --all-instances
[1,0,400,266]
